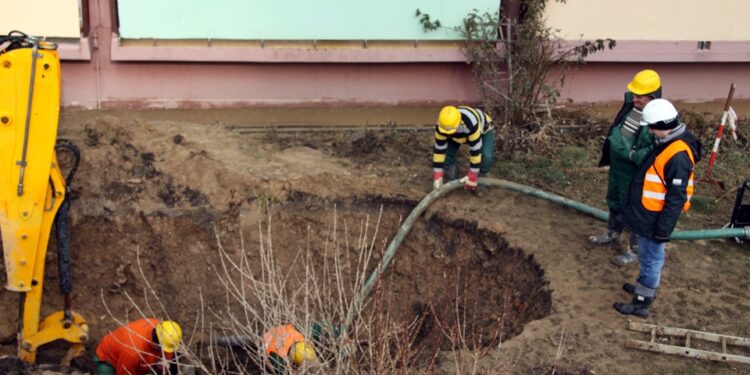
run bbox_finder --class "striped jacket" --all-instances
[432,106,492,174]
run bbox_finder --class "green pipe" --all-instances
[480,178,609,221]
[344,177,749,331]
[478,179,749,241]
[670,227,748,241]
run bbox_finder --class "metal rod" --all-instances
[16,41,38,196]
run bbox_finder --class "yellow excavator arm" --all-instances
[0,31,88,364]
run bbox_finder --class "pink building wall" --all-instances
[57,0,749,109]
[558,63,749,103]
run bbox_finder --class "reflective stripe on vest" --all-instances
[263,325,305,359]
[641,140,695,212]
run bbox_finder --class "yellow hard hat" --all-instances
[290,341,317,367]
[627,69,661,96]
[437,106,462,134]
[155,321,182,353]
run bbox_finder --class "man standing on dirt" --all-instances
[590,69,661,266]
[614,99,701,318]
[94,318,182,375]
[431,105,494,193]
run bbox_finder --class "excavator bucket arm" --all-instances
[0,31,88,364]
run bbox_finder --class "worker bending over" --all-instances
[431,105,495,193]
[94,318,182,375]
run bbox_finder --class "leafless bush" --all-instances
[104,201,518,374]
[418,1,615,150]
[196,203,426,374]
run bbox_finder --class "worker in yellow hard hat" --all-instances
[591,69,662,266]
[432,105,494,193]
[94,318,182,375]
[263,324,318,372]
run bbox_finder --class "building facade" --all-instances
[2,0,747,109]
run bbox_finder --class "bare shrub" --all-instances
[104,201,517,374]
[193,204,424,374]
[417,1,615,151]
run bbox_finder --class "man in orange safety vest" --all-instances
[94,318,182,375]
[614,99,702,318]
[263,324,318,372]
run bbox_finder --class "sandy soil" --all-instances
[1,104,749,374]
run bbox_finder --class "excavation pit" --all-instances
[257,193,553,355]
[0,191,551,371]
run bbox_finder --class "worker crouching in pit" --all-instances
[431,105,495,195]
[263,324,318,372]
[94,318,182,375]
[614,99,702,318]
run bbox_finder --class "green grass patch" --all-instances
[688,194,715,214]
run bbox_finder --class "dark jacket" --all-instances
[623,129,702,241]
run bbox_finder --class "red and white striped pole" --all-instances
[705,83,736,178]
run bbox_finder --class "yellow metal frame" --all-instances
[0,44,88,364]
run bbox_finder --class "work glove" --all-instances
[463,171,478,190]
[432,171,444,190]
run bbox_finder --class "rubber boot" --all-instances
[611,232,640,266]
[613,294,654,318]
[611,250,638,266]
[589,231,620,245]
[444,164,459,182]
[622,283,635,294]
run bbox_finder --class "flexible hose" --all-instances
[53,141,81,307]
[344,177,749,331]
[343,179,464,330]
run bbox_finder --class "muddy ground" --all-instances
[1,102,749,374]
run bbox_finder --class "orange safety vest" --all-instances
[263,325,305,360]
[642,140,695,212]
[95,318,174,375]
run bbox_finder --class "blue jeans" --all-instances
[637,236,666,290]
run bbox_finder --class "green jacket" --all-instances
[601,93,655,212]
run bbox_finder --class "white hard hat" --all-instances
[641,98,679,129]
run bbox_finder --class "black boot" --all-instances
[622,283,635,294]
[613,294,654,318]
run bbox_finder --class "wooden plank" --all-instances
[626,339,750,365]
[629,321,750,348]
